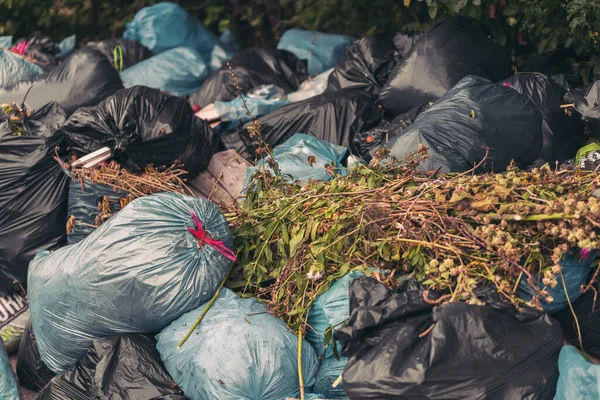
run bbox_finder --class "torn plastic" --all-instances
[564,80,600,139]
[28,193,234,372]
[16,321,56,391]
[0,339,19,400]
[0,102,68,295]
[378,16,512,116]
[36,334,188,400]
[123,2,219,59]
[84,38,151,71]
[238,90,383,159]
[501,73,586,166]
[277,29,355,75]
[0,49,44,87]
[0,47,124,116]
[288,68,333,103]
[385,75,543,173]
[156,288,319,400]
[188,48,308,108]
[60,86,219,177]
[120,47,209,96]
[0,291,29,353]
[335,277,562,399]
[326,33,397,96]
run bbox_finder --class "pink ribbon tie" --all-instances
[188,212,236,261]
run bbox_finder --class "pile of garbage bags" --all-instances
[2,2,600,398]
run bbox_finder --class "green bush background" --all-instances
[0,0,598,81]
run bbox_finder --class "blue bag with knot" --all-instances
[0,339,19,399]
[28,192,234,373]
[278,29,356,76]
[245,134,349,189]
[156,288,319,400]
[306,271,364,398]
[0,49,44,87]
[120,47,209,96]
[123,2,219,60]
[517,252,597,313]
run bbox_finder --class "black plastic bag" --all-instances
[36,334,189,400]
[551,282,600,359]
[18,31,60,65]
[188,48,308,108]
[353,101,432,160]
[501,73,586,166]
[386,75,543,173]
[66,175,129,245]
[326,33,397,96]
[0,48,123,116]
[16,321,56,391]
[564,80,600,140]
[237,90,383,159]
[378,16,512,116]
[60,86,219,177]
[0,102,68,295]
[84,38,151,71]
[336,277,562,400]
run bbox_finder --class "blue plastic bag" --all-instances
[57,34,76,60]
[123,2,219,60]
[518,252,597,313]
[156,288,319,400]
[28,192,234,373]
[120,47,208,96]
[0,339,19,400]
[0,36,13,48]
[555,345,600,400]
[306,271,363,398]
[245,134,349,187]
[0,49,44,87]
[214,97,289,130]
[278,29,355,76]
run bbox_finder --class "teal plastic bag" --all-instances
[28,192,234,373]
[120,47,208,96]
[555,345,600,399]
[0,49,44,87]
[306,271,364,398]
[278,29,355,76]
[214,97,289,130]
[156,288,319,400]
[245,133,349,187]
[123,2,219,59]
[0,339,19,399]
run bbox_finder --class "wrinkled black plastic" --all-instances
[386,75,543,173]
[188,48,308,107]
[237,90,383,159]
[16,321,56,391]
[84,38,151,71]
[378,16,512,116]
[60,86,219,177]
[552,282,600,359]
[36,334,188,400]
[66,175,128,245]
[0,48,123,116]
[0,103,68,295]
[336,277,562,400]
[353,101,432,160]
[522,48,583,87]
[19,31,60,65]
[564,80,600,140]
[393,32,420,59]
[501,73,585,166]
[326,33,397,96]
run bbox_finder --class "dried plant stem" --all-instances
[298,328,305,400]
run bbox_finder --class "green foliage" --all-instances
[0,0,597,79]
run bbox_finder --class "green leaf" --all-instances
[290,228,306,257]
[453,0,469,12]
[339,262,351,276]
[281,224,290,244]
[503,4,519,16]
[426,0,438,19]
[472,0,481,6]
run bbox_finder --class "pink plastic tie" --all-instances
[188,212,236,261]
[11,40,29,55]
